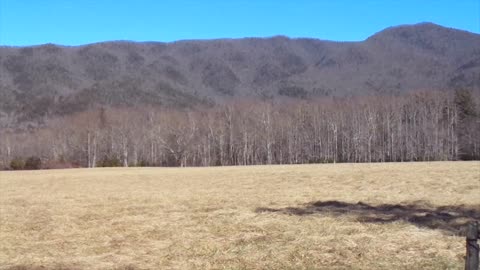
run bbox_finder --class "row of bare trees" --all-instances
[0,90,478,169]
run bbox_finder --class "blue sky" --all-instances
[0,0,479,46]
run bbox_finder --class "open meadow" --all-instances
[1,161,479,269]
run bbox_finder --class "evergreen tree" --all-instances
[454,89,478,160]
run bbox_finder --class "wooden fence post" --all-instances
[465,221,479,270]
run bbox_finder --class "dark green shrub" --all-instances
[137,160,150,167]
[10,157,25,170]
[99,156,122,167]
[25,156,42,170]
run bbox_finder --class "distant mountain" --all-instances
[1,22,479,125]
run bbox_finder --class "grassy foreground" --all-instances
[0,162,479,269]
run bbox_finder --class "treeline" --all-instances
[0,90,478,169]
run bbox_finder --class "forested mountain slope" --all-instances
[0,22,479,127]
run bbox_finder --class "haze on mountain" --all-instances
[0,22,479,126]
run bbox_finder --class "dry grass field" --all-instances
[1,162,479,270]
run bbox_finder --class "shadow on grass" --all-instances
[256,200,480,235]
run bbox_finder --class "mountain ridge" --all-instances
[2,22,478,47]
[1,22,479,127]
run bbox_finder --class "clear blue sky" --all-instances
[0,0,479,46]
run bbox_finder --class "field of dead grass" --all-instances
[0,161,479,269]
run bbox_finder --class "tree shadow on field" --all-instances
[255,200,480,235]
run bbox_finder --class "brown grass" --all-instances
[1,161,479,269]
